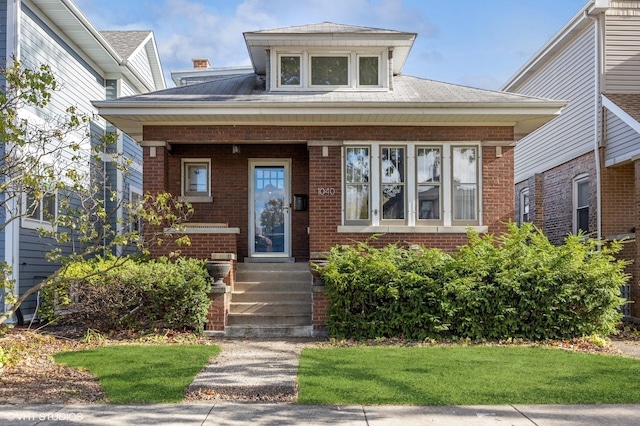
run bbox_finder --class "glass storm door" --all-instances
[249,160,291,258]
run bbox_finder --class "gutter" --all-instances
[58,0,157,93]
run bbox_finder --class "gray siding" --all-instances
[18,230,60,314]
[128,45,154,89]
[513,26,597,184]
[605,11,640,94]
[20,4,105,120]
[605,110,640,165]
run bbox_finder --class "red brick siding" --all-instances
[143,125,514,258]
[538,152,597,245]
[312,290,329,334]
[206,291,231,331]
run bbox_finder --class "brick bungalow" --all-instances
[94,22,565,337]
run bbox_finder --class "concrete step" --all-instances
[231,291,311,303]
[230,302,311,315]
[235,271,312,283]
[237,263,309,272]
[227,313,311,326]
[233,281,311,292]
[223,325,313,338]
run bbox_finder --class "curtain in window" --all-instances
[452,147,477,221]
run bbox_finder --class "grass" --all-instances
[298,345,640,405]
[54,344,220,403]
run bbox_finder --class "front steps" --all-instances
[225,262,313,337]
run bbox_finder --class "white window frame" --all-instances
[277,53,303,87]
[129,186,143,234]
[340,142,482,232]
[309,53,351,88]
[416,146,443,226]
[519,188,530,224]
[271,49,387,91]
[573,174,589,234]
[357,54,382,88]
[22,190,57,231]
[380,145,406,224]
[181,158,212,202]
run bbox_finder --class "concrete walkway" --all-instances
[3,403,640,425]
[187,338,313,401]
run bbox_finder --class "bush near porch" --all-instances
[41,257,211,332]
[320,223,629,341]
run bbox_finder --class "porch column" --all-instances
[141,140,170,195]
[633,159,640,319]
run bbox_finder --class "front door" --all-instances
[249,159,291,258]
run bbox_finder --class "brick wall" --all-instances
[143,125,514,258]
[538,152,597,245]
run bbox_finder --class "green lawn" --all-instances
[298,346,640,405]
[54,344,220,403]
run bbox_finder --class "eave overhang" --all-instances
[93,100,567,143]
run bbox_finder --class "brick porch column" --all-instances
[141,140,170,195]
[633,159,640,319]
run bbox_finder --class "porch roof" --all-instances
[93,73,567,142]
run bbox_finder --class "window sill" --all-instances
[337,225,487,234]
[21,219,54,232]
[178,196,213,203]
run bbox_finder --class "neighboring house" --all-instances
[1,0,165,322]
[94,22,565,336]
[171,58,254,87]
[502,0,639,320]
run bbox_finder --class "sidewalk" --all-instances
[3,402,640,425]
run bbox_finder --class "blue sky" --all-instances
[74,0,588,90]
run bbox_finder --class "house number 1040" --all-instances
[317,187,336,195]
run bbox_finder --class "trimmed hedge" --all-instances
[41,257,211,332]
[321,223,629,341]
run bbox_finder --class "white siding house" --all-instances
[1,0,165,322]
[503,0,640,320]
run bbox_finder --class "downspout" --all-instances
[586,9,603,241]
[4,0,21,314]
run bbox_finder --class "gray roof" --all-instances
[245,22,410,35]
[101,30,152,59]
[112,73,556,105]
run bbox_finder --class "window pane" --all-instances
[311,56,348,85]
[577,180,589,207]
[346,148,369,184]
[381,147,405,220]
[417,148,440,183]
[453,184,477,221]
[346,184,369,220]
[186,164,208,194]
[359,57,378,86]
[26,191,40,220]
[382,185,404,219]
[345,147,370,221]
[577,207,589,233]
[521,190,530,223]
[453,147,477,184]
[280,56,300,86]
[42,193,56,220]
[453,147,478,222]
[418,186,440,220]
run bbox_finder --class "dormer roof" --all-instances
[243,22,416,75]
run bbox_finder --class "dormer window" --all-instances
[273,50,386,91]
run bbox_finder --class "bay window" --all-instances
[342,143,481,229]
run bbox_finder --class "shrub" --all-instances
[321,223,629,341]
[41,257,211,332]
